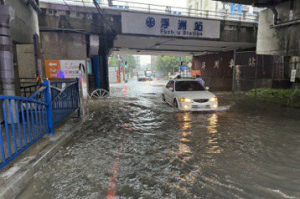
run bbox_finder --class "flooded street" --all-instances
[18,79,300,199]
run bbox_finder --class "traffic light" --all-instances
[124,61,128,68]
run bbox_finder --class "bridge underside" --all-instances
[113,35,256,56]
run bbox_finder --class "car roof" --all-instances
[171,78,196,82]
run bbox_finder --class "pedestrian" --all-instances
[195,74,205,87]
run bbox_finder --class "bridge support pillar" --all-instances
[99,37,109,92]
[0,4,17,123]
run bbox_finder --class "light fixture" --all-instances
[212,104,218,109]
[181,98,192,103]
[210,97,218,102]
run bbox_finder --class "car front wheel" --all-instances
[174,99,178,108]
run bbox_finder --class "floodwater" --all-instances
[18,79,300,199]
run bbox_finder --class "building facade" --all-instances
[187,0,261,18]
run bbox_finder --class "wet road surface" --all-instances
[18,79,300,199]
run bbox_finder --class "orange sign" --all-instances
[45,60,85,79]
[45,60,61,79]
[192,70,202,77]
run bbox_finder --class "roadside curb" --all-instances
[0,121,83,199]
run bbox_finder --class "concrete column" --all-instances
[0,5,16,123]
[0,5,15,97]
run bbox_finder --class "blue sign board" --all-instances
[182,65,188,71]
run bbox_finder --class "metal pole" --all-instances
[232,50,236,94]
[44,79,54,134]
[254,55,258,98]
[118,56,121,83]
[33,34,39,83]
[76,78,81,118]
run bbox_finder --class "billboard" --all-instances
[45,60,86,79]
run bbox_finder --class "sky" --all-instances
[140,55,151,66]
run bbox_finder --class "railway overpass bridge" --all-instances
[38,0,258,56]
[216,0,300,57]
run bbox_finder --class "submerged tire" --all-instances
[174,99,178,108]
[162,94,166,102]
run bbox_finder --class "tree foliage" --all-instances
[108,55,137,71]
[108,56,118,68]
[155,56,192,74]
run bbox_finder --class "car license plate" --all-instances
[192,105,210,109]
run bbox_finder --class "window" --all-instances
[166,81,174,89]
[175,81,205,91]
[196,2,199,10]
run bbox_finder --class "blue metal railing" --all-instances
[0,79,80,169]
[52,80,80,128]
[0,96,48,169]
[20,85,39,98]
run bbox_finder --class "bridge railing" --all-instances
[107,0,259,23]
[0,79,80,169]
[40,0,259,23]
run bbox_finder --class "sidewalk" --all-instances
[0,117,83,199]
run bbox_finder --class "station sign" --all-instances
[45,60,86,79]
[122,12,220,39]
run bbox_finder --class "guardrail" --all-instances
[40,0,259,23]
[52,80,80,128]
[20,85,39,98]
[0,79,80,169]
[0,94,48,169]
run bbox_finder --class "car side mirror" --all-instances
[205,87,209,91]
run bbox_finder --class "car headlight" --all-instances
[180,98,192,103]
[210,97,218,102]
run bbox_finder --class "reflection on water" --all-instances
[18,80,300,199]
[207,114,222,154]
[177,112,192,158]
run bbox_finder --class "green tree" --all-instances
[155,56,192,74]
[127,55,137,70]
[108,55,137,71]
[108,56,118,68]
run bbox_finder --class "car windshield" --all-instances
[175,81,205,91]
[146,71,152,76]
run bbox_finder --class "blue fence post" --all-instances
[44,80,54,134]
[76,78,81,118]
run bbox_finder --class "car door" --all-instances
[164,81,171,103]
[165,80,174,104]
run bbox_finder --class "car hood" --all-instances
[174,91,216,99]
